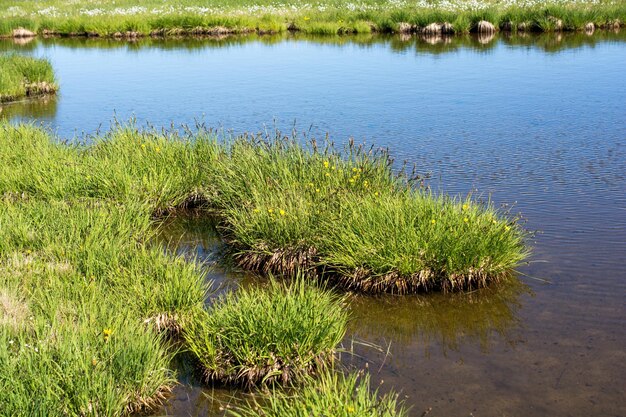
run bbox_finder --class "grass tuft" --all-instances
[229,370,409,417]
[184,276,348,386]
[0,53,57,103]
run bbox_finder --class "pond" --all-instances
[2,32,625,417]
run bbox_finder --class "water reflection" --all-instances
[349,280,530,355]
[1,30,623,56]
[0,96,57,120]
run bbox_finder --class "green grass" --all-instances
[0,122,529,293]
[184,277,348,386]
[229,370,409,417]
[213,134,529,293]
[0,199,206,415]
[0,122,351,412]
[0,53,57,103]
[0,0,623,37]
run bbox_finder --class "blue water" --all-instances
[2,32,626,417]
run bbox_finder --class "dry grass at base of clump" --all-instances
[233,245,319,276]
[184,277,348,387]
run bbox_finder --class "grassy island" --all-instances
[0,54,57,103]
[0,0,623,38]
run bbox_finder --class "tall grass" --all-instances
[0,0,623,37]
[184,277,348,386]
[0,122,529,293]
[0,53,57,103]
[0,199,206,414]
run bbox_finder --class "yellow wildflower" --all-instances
[463,217,469,223]
[304,16,310,21]
[315,188,320,193]
[141,143,146,149]
[462,203,469,211]
[92,357,98,366]
[505,225,511,231]
[268,208,274,214]
[155,147,161,153]
[374,192,379,197]
[347,406,355,413]
[325,173,330,177]
[324,161,329,168]
[349,178,355,183]
[103,328,113,342]
[253,208,261,213]
[279,209,286,216]
[431,219,436,224]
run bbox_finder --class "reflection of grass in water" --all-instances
[0,94,57,120]
[348,278,531,353]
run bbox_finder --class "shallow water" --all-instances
[3,32,625,416]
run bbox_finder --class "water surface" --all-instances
[2,32,625,417]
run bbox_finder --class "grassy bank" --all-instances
[0,54,57,103]
[0,0,623,37]
[0,122,529,293]
[0,124,353,413]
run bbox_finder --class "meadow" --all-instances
[0,0,623,37]
[0,54,57,103]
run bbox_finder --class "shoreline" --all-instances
[2,5,624,39]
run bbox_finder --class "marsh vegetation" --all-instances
[0,54,57,103]
[0,119,527,414]
[0,0,623,37]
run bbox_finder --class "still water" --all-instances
[2,32,625,416]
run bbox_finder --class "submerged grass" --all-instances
[229,370,409,417]
[0,53,57,103]
[0,0,623,37]
[185,277,348,386]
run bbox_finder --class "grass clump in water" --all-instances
[185,277,348,386]
[0,54,57,103]
[213,134,529,293]
[0,122,529,293]
[230,370,408,417]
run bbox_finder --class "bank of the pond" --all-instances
[0,122,529,293]
[0,54,57,103]
[0,0,624,38]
